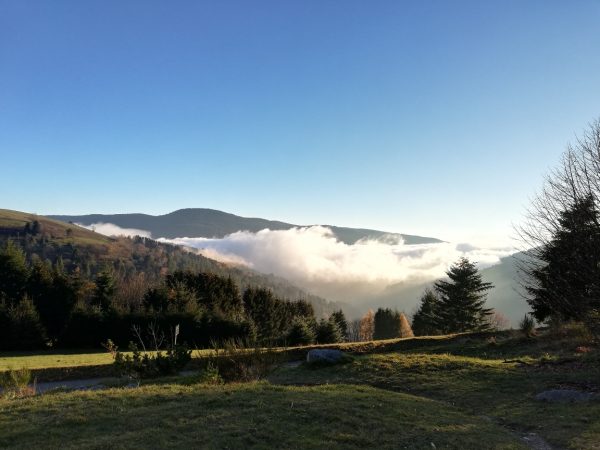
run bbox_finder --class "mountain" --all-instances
[0,208,347,318]
[48,208,442,245]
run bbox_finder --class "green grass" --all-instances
[1,330,598,448]
[0,382,524,449]
[269,332,600,449]
[0,350,114,371]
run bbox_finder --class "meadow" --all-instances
[1,328,598,449]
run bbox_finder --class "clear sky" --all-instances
[1,0,599,244]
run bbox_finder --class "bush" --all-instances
[196,362,223,385]
[0,367,34,398]
[105,324,192,380]
[206,339,283,382]
[519,314,536,338]
[111,342,192,379]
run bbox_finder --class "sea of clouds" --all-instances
[78,222,514,305]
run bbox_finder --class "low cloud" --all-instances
[158,226,514,303]
[78,222,152,238]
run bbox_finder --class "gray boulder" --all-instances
[306,349,345,364]
[535,389,596,403]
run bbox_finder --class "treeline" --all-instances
[3,220,340,318]
[0,240,349,350]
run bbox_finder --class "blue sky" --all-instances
[1,0,600,243]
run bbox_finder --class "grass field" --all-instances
[0,383,525,449]
[0,329,598,449]
[0,350,113,371]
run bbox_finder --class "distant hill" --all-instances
[0,209,346,318]
[48,208,443,245]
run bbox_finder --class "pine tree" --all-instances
[287,317,316,346]
[330,310,348,341]
[434,257,493,333]
[94,268,116,311]
[315,317,343,344]
[0,240,30,303]
[7,296,48,349]
[411,289,443,336]
[373,308,403,340]
[526,195,600,322]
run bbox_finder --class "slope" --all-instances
[0,209,344,317]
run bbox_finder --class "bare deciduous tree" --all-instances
[516,119,600,322]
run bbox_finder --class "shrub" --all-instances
[206,339,283,382]
[105,324,192,380]
[0,367,34,398]
[519,314,536,338]
[111,342,192,379]
[196,362,223,385]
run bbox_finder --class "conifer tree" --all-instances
[94,268,116,311]
[0,240,30,303]
[330,309,348,341]
[315,317,343,344]
[373,308,403,340]
[411,289,443,336]
[434,257,493,333]
[526,195,600,322]
[287,317,316,346]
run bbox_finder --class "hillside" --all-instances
[0,209,344,318]
[48,208,443,244]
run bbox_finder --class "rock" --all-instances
[535,389,595,403]
[306,349,345,364]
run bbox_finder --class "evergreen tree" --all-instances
[94,268,116,311]
[287,316,316,346]
[5,296,47,350]
[315,317,343,344]
[0,240,29,303]
[330,309,348,341]
[411,289,443,336]
[373,308,402,340]
[242,287,287,342]
[526,195,600,322]
[434,257,493,333]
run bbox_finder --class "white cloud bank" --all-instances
[78,222,152,239]
[78,222,515,306]
[158,226,514,302]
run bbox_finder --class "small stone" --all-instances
[306,349,345,364]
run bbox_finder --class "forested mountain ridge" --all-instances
[0,208,343,318]
[49,208,443,244]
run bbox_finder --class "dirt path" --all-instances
[33,377,123,394]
